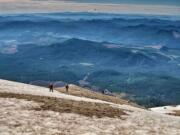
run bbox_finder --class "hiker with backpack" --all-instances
[49,83,54,92]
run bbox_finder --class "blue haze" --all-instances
[73,0,180,6]
[0,13,180,107]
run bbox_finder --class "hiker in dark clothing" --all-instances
[65,84,69,93]
[49,83,54,92]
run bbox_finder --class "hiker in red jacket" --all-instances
[49,83,54,92]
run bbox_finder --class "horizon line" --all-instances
[0,1,180,16]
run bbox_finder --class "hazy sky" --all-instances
[71,0,180,6]
[0,0,179,15]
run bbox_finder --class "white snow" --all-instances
[170,55,180,59]
[173,31,180,39]
[104,44,123,49]
[0,40,18,54]
[131,50,139,53]
[0,79,111,104]
[0,98,180,135]
[0,79,180,135]
[0,79,143,113]
[156,52,174,61]
[146,45,163,50]
[79,63,94,66]
[150,105,180,115]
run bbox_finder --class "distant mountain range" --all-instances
[0,13,180,107]
[1,38,180,107]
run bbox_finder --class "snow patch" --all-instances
[79,63,94,67]
[0,79,111,104]
[156,52,174,61]
[1,98,180,135]
[146,45,163,50]
[150,105,180,115]
[173,31,180,39]
[131,50,139,53]
[170,55,180,59]
[104,44,123,49]
[0,79,180,134]
[0,40,18,54]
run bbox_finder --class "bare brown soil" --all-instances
[56,85,141,108]
[174,110,180,116]
[175,110,180,116]
[168,110,180,117]
[0,92,126,118]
